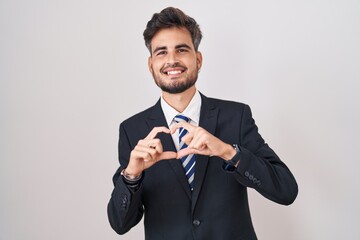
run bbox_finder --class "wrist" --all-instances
[121,168,142,181]
[220,144,237,161]
[222,144,241,172]
[124,164,143,178]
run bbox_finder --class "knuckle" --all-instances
[145,152,153,159]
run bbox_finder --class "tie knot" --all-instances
[174,115,190,123]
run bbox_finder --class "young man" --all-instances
[108,7,298,240]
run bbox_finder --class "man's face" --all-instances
[148,27,202,94]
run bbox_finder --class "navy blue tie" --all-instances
[174,115,196,191]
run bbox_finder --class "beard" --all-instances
[151,64,199,94]
[155,75,197,94]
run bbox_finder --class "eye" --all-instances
[177,48,188,53]
[156,51,167,56]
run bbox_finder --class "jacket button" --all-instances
[193,219,201,226]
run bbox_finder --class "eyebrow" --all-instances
[153,46,167,55]
[152,43,192,55]
[175,44,192,50]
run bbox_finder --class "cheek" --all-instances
[152,61,163,72]
[189,57,199,67]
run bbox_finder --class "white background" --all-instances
[1,0,359,239]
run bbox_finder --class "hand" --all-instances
[170,121,236,160]
[126,127,177,176]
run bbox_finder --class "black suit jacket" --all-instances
[108,94,298,240]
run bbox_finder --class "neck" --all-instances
[162,86,196,113]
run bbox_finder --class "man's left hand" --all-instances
[171,121,236,160]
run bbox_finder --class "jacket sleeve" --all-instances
[107,123,144,234]
[232,104,298,205]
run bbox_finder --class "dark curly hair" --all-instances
[143,7,202,53]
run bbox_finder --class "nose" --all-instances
[166,51,179,65]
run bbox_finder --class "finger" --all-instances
[145,126,171,140]
[134,145,158,156]
[143,151,177,169]
[132,149,155,162]
[189,134,208,149]
[151,138,164,153]
[158,151,177,161]
[140,138,163,152]
[181,131,194,146]
[176,148,200,159]
[137,139,155,147]
[170,121,196,134]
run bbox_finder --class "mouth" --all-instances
[162,67,187,76]
[165,70,183,75]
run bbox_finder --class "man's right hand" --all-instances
[125,127,177,177]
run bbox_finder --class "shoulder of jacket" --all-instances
[203,95,249,110]
[120,103,158,127]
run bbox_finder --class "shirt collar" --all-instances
[160,90,202,127]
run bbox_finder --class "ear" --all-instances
[148,56,153,73]
[196,51,203,70]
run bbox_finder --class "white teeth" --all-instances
[167,70,182,75]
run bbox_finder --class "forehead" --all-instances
[150,27,194,50]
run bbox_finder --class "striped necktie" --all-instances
[174,115,196,191]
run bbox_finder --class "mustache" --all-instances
[161,62,187,72]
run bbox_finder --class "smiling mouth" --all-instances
[165,70,184,75]
[161,64,187,76]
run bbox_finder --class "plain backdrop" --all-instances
[1,0,359,239]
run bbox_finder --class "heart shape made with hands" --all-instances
[129,123,234,176]
[146,122,209,160]
[145,126,191,160]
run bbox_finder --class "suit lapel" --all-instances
[192,94,219,212]
[147,100,192,199]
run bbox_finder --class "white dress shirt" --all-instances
[160,90,202,151]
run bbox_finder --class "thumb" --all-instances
[158,151,177,161]
[177,148,197,159]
